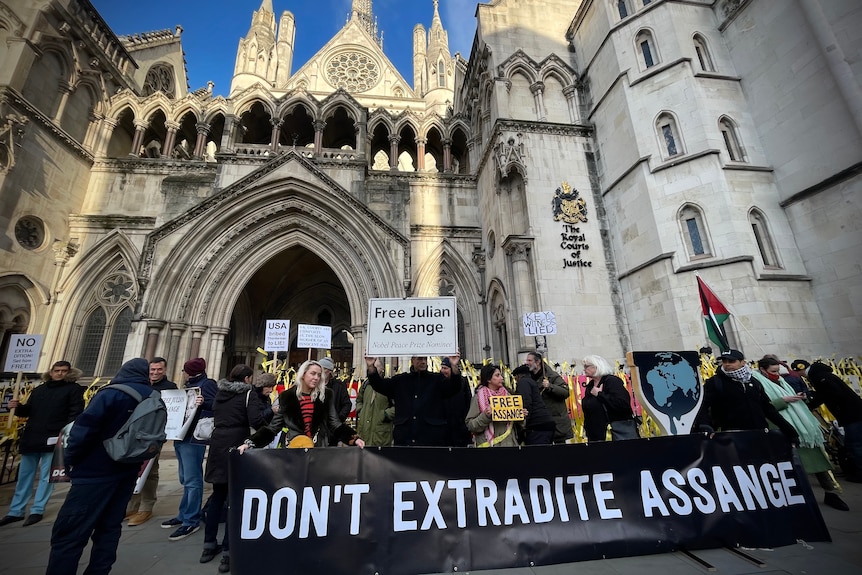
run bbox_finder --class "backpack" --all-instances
[103,385,168,464]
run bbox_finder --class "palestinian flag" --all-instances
[697,276,730,352]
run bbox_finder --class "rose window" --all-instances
[326,52,379,93]
[98,273,136,305]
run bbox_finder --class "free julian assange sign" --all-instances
[366,297,458,356]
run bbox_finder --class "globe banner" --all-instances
[628,351,703,435]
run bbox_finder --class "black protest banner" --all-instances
[229,431,829,575]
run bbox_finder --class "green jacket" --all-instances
[534,367,574,442]
[355,382,394,447]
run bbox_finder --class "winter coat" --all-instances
[694,368,799,443]
[16,369,85,453]
[444,375,473,446]
[179,372,218,444]
[530,367,574,442]
[514,376,555,432]
[151,376,178,392]
[65,359,155,483]
[807,362,862,426]
[253,386,276,427]
[327,376,352,423]
[366,368,461,446]
[205,379,266,484]
[581,375,634,442]
[465,392,522,447]
[249,387,357,448]
[355,382,394,447]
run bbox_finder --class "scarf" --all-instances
[722,364,752,383]
[476,385,512,447]
[751,371,823,449]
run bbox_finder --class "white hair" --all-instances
[583,355,613,378]
[294,360,326,403]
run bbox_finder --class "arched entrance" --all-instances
[224,246,353,370]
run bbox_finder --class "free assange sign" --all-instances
[366,297,458,356]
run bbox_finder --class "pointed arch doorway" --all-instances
[224,246,353,371]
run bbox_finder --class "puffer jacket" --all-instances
[205,379,266,484]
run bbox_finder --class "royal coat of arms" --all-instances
[552,181,588,224]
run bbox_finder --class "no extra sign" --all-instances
[3,334,43,372]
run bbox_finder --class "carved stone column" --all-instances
[355,121,367,157]
[162,121,180,158]
[130,120,147,156]
[53,83,74,124]
[504,238,536,350]
[144,320,166,360]
[270,119,283,153]
[207,327,230,378]
[530,81,546,122]
[189,325,208,360]
[167,323,188,378]
[442,138,452,173]
[193,122,210,159]
[221,115,238,153]
[563,85,579,124]
[313,120,327,155]
[388,134,401,170]
[93,117,118,158]
[415,138,427,171]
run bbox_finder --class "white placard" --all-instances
[264,320,291,352]
[523,312,557,336]
[162,388,201,440]
[297,324,332,349]
[366,297,458,356]
[3,334,43,372]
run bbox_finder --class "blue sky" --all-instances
[90,0,480,96]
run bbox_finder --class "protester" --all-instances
[161,357,217,541]
[805,361,862,482]
[754,356,848,510]
[511,364,555,445]
[240,360,365,450]
[465,364,523,447]
[46,358,154,575]
[694,349,799,445]
[525,352,573,443]
[318,357,351,423]
[761,353,809,396]
[124,357,176,527]
[200,365,267,573]
[581,355,638,442]
[252,372,278,428]
[0,361,84,528]
[441,357,473,446]
[364,354,462,446]
[355,380,395,447]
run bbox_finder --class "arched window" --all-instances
[749,209,781,268]
[678,204,712,259]
[76,307,106,376]
[617,0,632,19]
[75,306,134,377]
[693,34,715,72]
[635,30,659,69]
[656,112,683,159]
[438,61,446,88]
[102,307,133,376]
[719,116,746,162]
[143,63,176,98]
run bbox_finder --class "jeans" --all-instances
[174,441,206,526]
[8,451,53,516]
[203,483,229,554]
[46,476,136,575]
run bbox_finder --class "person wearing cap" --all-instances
[805,361,862,482]
[161,357,217,541]
[511,364,555,445]
[364,353,462,446]
[441,357,472,447]
[694,349,799,445]
[318,357,351,423]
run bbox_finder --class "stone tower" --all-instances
[413,0,454,102]
[231,0,295,94]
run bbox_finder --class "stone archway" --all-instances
[224,246,352,371]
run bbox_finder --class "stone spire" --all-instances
[427,0,450,57]
[231,0,294,95]
[351,0,382,47]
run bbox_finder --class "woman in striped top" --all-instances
[241,360,365,450]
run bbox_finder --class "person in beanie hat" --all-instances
[806,361,862,482]
[318,357,351,424]
[161,358,217,541]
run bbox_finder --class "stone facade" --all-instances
[0,0,858,380]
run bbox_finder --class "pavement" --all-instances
[1,449,861,575]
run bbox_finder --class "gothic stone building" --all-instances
[0,0,859,381]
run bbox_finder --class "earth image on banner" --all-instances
[640,351,701,435]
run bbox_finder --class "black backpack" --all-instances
[103,385,168,463]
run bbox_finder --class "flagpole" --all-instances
[695,272,766,356]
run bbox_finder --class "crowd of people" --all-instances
[1,347,860,574]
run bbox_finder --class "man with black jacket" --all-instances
[0,361,84,527]
[806,361,862,482]
[318,357,351,423]
[512,364,556,445]
[694,349,799,444]
[46,358,155,575]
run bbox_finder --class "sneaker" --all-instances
[161,517,182,529]
[168,524,200,541]
[200,545,222,563]
[218,555,230,573]
[22,514,43,526]
[0,515,24,527]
